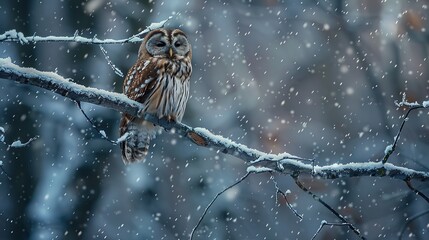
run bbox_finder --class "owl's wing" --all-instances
[122,59,159,122]
[123,59,158,101]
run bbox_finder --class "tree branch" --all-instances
[0,18,171,45]
[1,58,429,182]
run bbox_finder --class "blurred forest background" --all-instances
[1,0,429,239]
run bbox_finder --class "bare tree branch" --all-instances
[0,57,144,116]
[0,18,171,45]
[0,58,429,182]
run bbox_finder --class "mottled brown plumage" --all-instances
[119,29,192,164]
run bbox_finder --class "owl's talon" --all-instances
[166,115,177,123]
[137,109,145,118]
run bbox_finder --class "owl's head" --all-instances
[139,28,191,60]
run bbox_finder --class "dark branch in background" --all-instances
[0,128,12,179]
[399,210,429,239]
[405,180,429,205]
[1,58,429,183]
[189,171,252,240]
[99,45,124,77]
[314,0,397,152]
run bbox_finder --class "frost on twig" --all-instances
[246,165,274,173]
[0,18,171,45]
[0,127,4,143]
[99,45,124,77]
[7,136,39,150]
[75,101,130,145]
[270,175,303,220]
[0,125,38,150]
[311,220,354,240]
[394,93,429,108]
[127,16,172,40]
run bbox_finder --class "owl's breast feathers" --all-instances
[122,57,192,121]
[155,57,192,82]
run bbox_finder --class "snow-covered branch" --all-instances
[395,93,429,108]
[0,58,429,182]
[0,18,170,45]
[0,57,144,116]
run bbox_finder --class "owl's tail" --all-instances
[119,115,157,164]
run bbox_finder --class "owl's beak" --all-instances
[169,48,173,58]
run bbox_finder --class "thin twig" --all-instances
[383,106,424,163]
[76,101,121,145]
[99,45,124,77]
[6,136,39,150]
[0,165,12,180]
[189,172,252,240]
[293,177,366,239]
[311,220,353,240]
[405,180,429,204]
[270,175,303,220]
[398,209,429,240]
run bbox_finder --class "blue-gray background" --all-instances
[1,0,428,239]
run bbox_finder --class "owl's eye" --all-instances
[156,41,166,47]
[174,41,182,48]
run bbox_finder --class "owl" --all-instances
[119,28,192,164]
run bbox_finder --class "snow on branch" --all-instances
[0,57,144,116]
[0,18,171,45]
[395,93,429,108]
[0,58,429,182]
